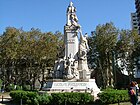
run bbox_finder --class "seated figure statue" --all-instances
[64,54,75,79]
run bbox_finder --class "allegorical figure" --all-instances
[65,54,75,79]
[79,31,89,60]
[78,30,90,74]
[67,2,79,27]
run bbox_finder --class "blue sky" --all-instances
[0,0,135,35]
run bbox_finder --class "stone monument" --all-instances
[43,2,100,97]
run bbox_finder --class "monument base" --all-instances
[42,79,100,97]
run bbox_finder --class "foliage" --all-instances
[5,84,15,92]
[51,92,93,105]
[1,23,140,90]
[10,90,39,105]
[88,23,140,89]
[88,22,118,88]
[0,27,64,90]
[98,89,130,104]
[16,85,23,90]
[9,90,131,105]
[22,85,31,91]
[37,93,52,105]
[9,91,94,105]
[4,84,31,92]
[0,79,2,90]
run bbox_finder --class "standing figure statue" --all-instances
[79,30,89,60]
[67,2,79,27]
[78,29,90,77]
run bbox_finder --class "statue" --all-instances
[72,60,79,79]
[67,2,79,27]
[79,30,89,60]
[78,29,90,73]
[64,54,75,79]
[43,2,100,98]
[53,58,64,78]
[54,2,90,79]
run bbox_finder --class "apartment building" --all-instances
[131,12,138,30]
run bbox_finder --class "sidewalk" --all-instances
[0,93,12,105]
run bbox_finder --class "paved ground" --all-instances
[0,93,13,105]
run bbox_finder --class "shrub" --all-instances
[10,91,94,105]
[5,84,15,92]
[5,84,31,92]
[98,89,130,104]
[16,85,22,90]
[22,85,31,91]
[10,90,39,105]
[37,93,52,105]
[51,92,94,105]
[0,79,2,90]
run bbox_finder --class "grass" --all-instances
[109,102,131,105]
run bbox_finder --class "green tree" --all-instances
[0,27,23,89]
[0,27,63,91]
[88,22,118,88]
[129,30,140,80]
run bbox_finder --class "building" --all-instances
[131,12,138,30]
[135,0,140,33]
[135,0,140,81]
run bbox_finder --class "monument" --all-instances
[43,2,100,97]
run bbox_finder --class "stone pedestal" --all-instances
[42,79,100,97]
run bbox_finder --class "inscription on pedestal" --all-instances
[44,82,89,89]
[67,39,75,44]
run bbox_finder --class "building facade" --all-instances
[135,0,140,79]
[135,0,140,33]
[131,12,138,30]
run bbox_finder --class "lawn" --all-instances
[109,102,131,105]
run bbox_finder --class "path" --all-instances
[0,93,12,105]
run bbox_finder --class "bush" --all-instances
[37,93,52,105]
[16,85,22,90]
[5,84,15,92]
[10,90,39,105]
[5,84,31,92]
[51,92,94,105]
[10,91,94,105]
[22,85,31,91]
[0,79,2,90]
[98,89,130,104]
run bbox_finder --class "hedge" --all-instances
[51,92,94,105]
[10,89,130,105]
[10,90,39,105]
[98,89,130,104]
[37,93,52,105]
[10,91,94,105]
